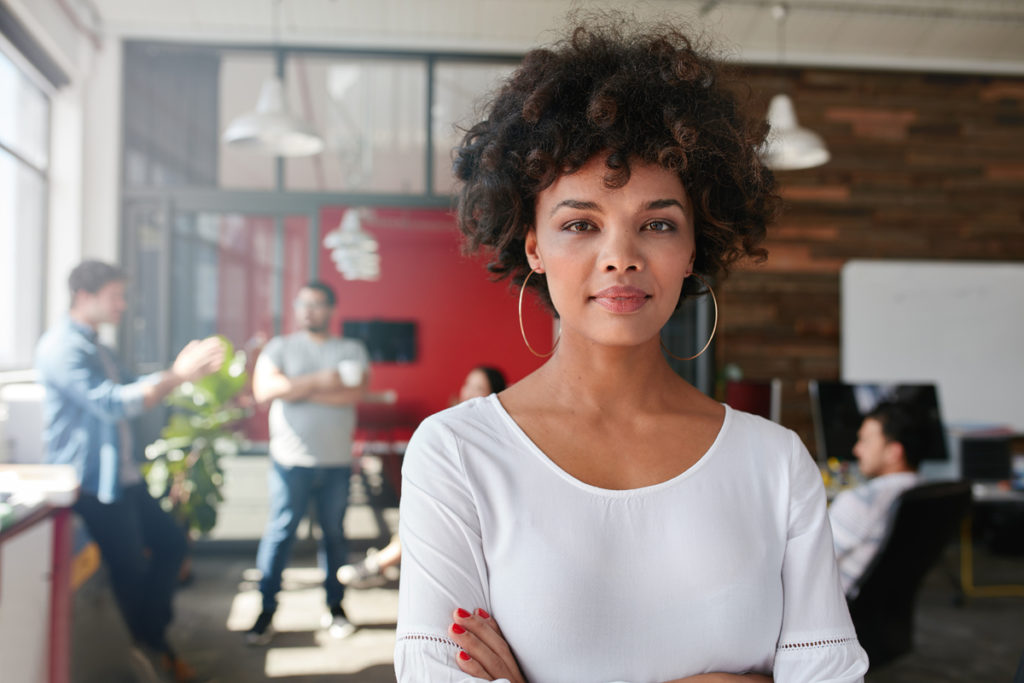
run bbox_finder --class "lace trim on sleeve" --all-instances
[778,636,859,652]
[397,632,459,649]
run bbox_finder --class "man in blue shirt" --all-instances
[35,260,224,681]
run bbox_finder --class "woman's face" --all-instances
[459,369,493,402]
[525,155,695,351]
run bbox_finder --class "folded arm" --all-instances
[449,609,771,683]
[252,360,358,405]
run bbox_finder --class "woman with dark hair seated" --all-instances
[338,366,508,587]
[395,15,868,683]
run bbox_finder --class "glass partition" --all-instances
[284,55,427,193]
[170,211,309,354]
[217,52,277,189]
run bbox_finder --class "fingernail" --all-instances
[459,651,471,661]
[476,608,490,619]
[451,623,466,634]
[455,608,471,618]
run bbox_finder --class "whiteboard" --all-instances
[841,260,1024,432]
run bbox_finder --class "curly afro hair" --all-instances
[453,14,778,310]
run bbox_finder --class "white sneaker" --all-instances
[245,610,275,646]
[322,605,356,639]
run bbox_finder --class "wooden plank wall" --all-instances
[718,66,1024,453]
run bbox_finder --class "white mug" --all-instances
[337,360,364,387]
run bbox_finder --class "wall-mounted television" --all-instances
[809,381,949,464]
[342,320,417,363]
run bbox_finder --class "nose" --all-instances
[599,227,643,273]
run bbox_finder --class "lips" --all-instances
[590,285,651,313]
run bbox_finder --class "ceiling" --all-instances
[80,0,1024,75]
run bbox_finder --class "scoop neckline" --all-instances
[485,393,731,496]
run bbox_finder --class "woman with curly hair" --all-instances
[395,16,868,683]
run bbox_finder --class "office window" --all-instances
[431,61,516,195]
[0,44,49,369]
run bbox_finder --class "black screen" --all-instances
[809,381,949,463]
[342,320,417,363]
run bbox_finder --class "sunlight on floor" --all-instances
[224,566,398,677]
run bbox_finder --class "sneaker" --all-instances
[322,604,356,639]
[337,555,384,588]
[245,610,275,646]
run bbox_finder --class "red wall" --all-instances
[317,207,552,425]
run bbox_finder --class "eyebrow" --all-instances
[548,197,686,218]
[646,198,687,211]
[548,199,599,217]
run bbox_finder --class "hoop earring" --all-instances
[518,269,558,358]
[660,274,718,361]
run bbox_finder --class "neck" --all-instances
[304,328,329,342]
[533,332,689,414]
[68,308,98,332]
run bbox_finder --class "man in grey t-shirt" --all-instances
[246,281,370,645]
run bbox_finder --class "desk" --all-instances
[957,483,1024,599]
[0,464,78,683]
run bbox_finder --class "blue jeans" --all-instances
[255,461,352,613]
[74,483,188,651]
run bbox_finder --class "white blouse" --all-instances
[395,396,868,683]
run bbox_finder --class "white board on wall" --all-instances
[841,260,1024,432]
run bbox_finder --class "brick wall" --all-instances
[718,66,1024,453]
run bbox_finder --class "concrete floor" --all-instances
[171,453,401,683]
[74,453,1024,682]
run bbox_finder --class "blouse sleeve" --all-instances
[394,416,509,683]
[773,433,870,683]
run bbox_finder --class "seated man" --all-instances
[829,401,924,596]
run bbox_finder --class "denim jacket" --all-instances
[34,317,156,502]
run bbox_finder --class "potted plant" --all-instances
[142,336,249,536]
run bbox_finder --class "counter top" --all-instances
[0,464,79,535]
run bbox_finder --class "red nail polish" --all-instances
[456,608,471,618]
[476,608,490,619]
[459,651,471,661]
[451,623,466,634]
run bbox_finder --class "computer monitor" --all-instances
[809,381,950,464]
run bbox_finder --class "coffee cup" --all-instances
[337,360,363,387]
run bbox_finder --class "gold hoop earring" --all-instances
[660,274,718,361]
[518,269,558,358]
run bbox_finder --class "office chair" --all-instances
[845,480,972,668]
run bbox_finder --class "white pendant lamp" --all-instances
[761,93,830,171]
[324,208,380,281]
[222,76,325,157]
[759,3,830,171]
[221,0,324,157]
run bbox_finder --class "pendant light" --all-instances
[759,3,830,171]
[324,208,380,281]
[221,0,324,157]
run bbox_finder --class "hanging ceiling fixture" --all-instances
[759,3,831,171]
[221,0,324,157]
[324,208,380,281]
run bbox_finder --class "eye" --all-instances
[562,220,596,233]
[643,220,675,233]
